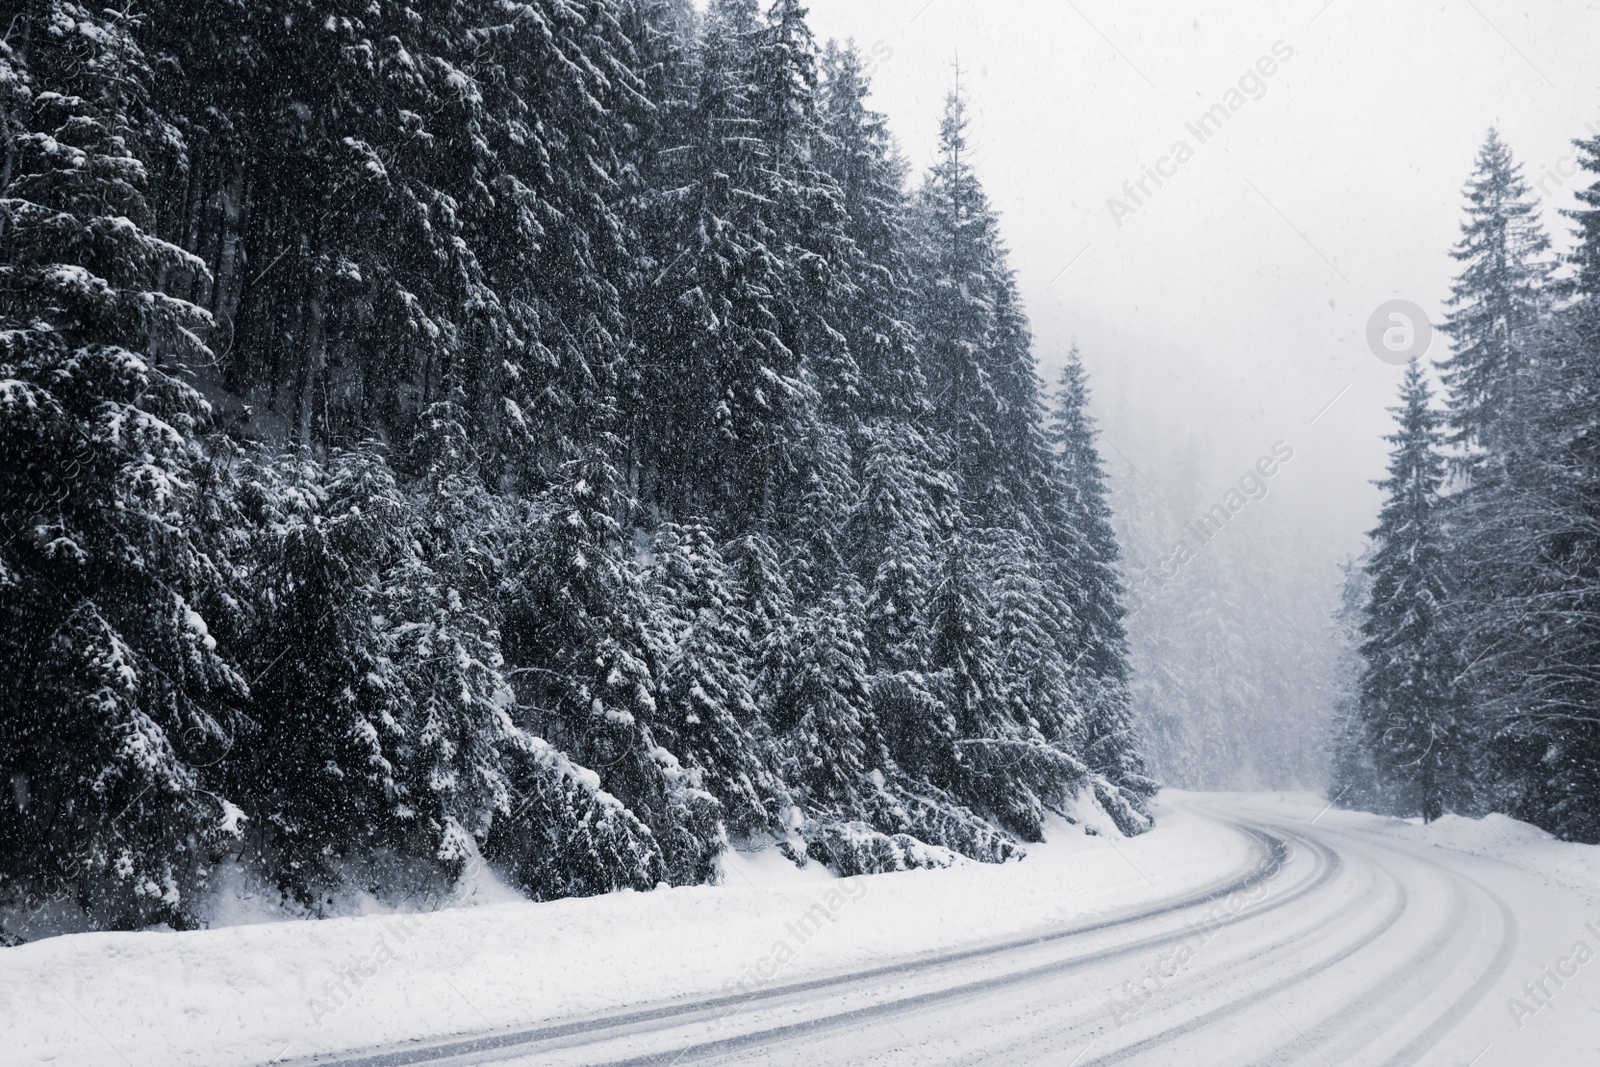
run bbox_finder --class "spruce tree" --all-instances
[1564,121,1600,299]
[387,403,521,876]
[0,4,247,928]
[1438,128,1552,455]
[1432,122,1600,841]
[817,41,921,422]
[850,420,947,686]
[228,445,416,907]
[907,85,1006,520]
[920,528,1002,807]
[1045,349,1152,820]
[1357,364,1465,822]
[500,446,723,885]
[629,0,817,520]
[771,580,881,812]
[644,522,786,834]
[1442,147,1600,837]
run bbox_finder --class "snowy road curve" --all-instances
[284,796,1556,1067]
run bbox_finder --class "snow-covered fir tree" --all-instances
[1357,363,1466,822]
[1438,128,1552,456]
[1437,133,1600,841]
[0,3,247,928]
[643,522,786,834]
[1045,349,1152,822]
[499,446,723,887]
[227,445,417,907]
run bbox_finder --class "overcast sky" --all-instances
[804,0,1600,582]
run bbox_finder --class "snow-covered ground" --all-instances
[0,796,1249,1067]
[1361,808,1600,907]
[5,792,1599,1067]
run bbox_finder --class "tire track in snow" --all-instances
[1076,822,1410,1067]
[282,821,1295,1067]
[571,825,1322,1067]
[941,821,1389,1067]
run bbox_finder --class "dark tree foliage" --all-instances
[0,4,245,929]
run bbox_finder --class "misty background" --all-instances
[802,0,1600,789]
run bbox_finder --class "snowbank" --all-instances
[1208,789,1600,906]
[1361,809,1600,906]
[0,798,1249,1067]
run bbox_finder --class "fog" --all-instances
[804,0,1600,788]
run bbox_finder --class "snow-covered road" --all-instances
[273,795,1600,1066]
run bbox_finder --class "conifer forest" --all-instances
[1329,127,1600,841]
[0,0,1154,932]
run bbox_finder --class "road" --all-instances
[286,795,1595,1067]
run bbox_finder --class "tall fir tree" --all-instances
[643,521,786,834]
[499,445,723,886]
[817,41,921,423]
[629,0,817,521]
[1438,128,1552,456]
[0,3,247,928]
[228,445,417,907]
[907,84,1006,520]
[1358,364,1465,822]
[1045,349,1152,825]
[1441,126,1600,841]
[1564,120,1600,299]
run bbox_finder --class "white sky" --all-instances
[804,0,1600,582]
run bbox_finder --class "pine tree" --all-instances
[0,4,247,929]
[481,733,666,901]
[907,85,1007,520]
[1045,349,1153,820]
[156,0,509,450]
[470,0,655,480]
[644,522,786,834]
[1429,120,1600,841]
[1357,364,1465,822]
[1439,129,1552,456]
[500,446,723,885]
[754,0,859,429]
[920,529,1001,803]
[629,0,818,520]
[228,446,416,907]
[1446,285,1600,842]
[817,41,920,422]
[386,403,520,877]
[1564,122,1600,299]
[849,419,947,683]
[984,529,1074,839]
[771,580,881,812]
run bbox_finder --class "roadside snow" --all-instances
[1205,791,1600,908]
[0,798,1249,1067]
[1358,809,1600,907]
